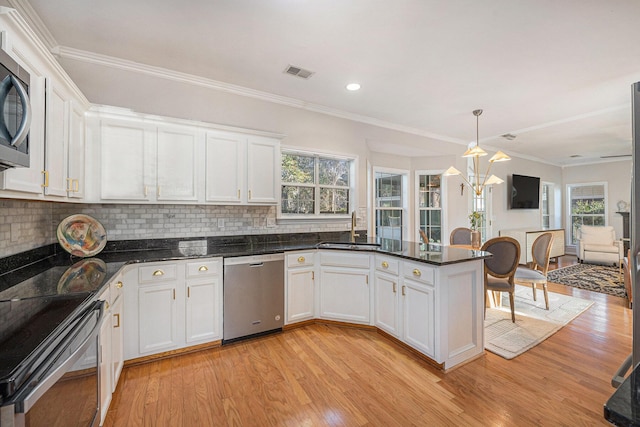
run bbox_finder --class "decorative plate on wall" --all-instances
[57,258,107,293]
[57,214,107,257]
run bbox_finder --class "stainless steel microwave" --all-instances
[0,48,31,171]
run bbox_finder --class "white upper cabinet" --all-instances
[156,125,201,202]
[67,100,85,198]
[100,118,154,201]
[206,132,280,205]
[0,10,89,199]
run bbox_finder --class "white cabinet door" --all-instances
[320,267,370,324]
[156,126,200,201]
[101,120,154,200]
[67,100,85,198]
[110,294,124,392]
[185,279,220,343]
[286,267,315,323]
[99,313,112,426]
[247,137,279,204]
[374,271,400,337]
[138,283,178,354]
[402,279,435,358]
[205,132,244,203]
[43,82,68,197]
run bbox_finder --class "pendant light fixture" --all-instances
[444,109,510,196]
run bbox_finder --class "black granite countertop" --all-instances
[605,364,640,426]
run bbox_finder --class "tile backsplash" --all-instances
[1,199,354,258]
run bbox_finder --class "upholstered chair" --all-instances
[577,225,623,266]
[514,232,554,310]
[450,227,472,245]
[481,236,521,322]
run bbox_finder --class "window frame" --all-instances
[373,167,409,245]
[279,148,357,220]
[565,182,608,246]
[415,170,446,245]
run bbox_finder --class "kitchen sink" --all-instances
[316,242,381,251]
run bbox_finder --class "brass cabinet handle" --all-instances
[237,189,241,199]
[115,281,123,289]
[366,275,369,285]
[392,282,397,293]
[382,261,389,269]
[187,286,190,298]
[113,313,120,328]
[413,269,421,277]
[104,301,109,310]
[402,285,406,296]
[157,186,161,197]
[66,177,73,192]
[173,289,176,300]
[74,179,79,193]
[41,170,49,188]
[248,190,252,200]
[144,185,148,197]
[153,270,164,276]
[298,256,305,263]
[198,265,209,272]
[311,271,315,280]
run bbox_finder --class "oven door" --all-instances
[1,300,104,427]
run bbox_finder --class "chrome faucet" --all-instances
[350,211,360,243]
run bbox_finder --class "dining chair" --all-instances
[450,227,472,245]
[514,232,554,310]
[481,236,521,322]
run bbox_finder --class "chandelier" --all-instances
[444,109,510,196]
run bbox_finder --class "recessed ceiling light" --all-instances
[346,83,361,91]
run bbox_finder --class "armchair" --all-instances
[577,225,623,266]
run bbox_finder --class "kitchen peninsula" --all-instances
[0,233,490,423]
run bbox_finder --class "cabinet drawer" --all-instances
[138,263,178,283]
[287,252,315,268]
[320,252,370,269]
[375,255,399,275]
[402,262,435,285]
[186,259,221,278]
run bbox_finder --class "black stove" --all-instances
[0,256,124,403]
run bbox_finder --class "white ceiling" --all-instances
[12,0,640,166]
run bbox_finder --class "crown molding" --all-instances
[53,45,464,146]
[7,0,57,50]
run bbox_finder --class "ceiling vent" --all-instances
[284,64,314,79]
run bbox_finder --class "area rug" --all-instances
[546,263,625,297]
[484,285,594,359]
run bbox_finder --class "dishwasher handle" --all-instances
[249,262,264,268]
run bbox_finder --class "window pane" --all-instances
[319,187,349,214]
[281,154,315,184]
[319,158,350,186]
[569,184,606,244]
[281,186,315,214]
[376,209,402,241]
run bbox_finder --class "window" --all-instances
[541,183,552,228]
[374,171,406,248]
[417,173,442,244]
[281,151,354,217]
[567,183,607,245]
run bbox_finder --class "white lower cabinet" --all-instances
[401,278,435,358]
[124,258,223,360]
[285,252,316,324]
[373,255,400,337]
[98,273,125,426]
[319,251,372,325]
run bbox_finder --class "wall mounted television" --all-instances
[510,174,540,209]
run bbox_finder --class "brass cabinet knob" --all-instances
[115,281,123,289]
[153,270,164,276]
[298,256,305,263]
[381,261,389,268]
[413,269,421,277]
[198,265,209,272]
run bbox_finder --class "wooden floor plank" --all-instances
[105,256,630,426]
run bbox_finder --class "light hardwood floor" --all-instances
[105,256,631,426]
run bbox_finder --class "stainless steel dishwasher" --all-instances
[223,253,284,343]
